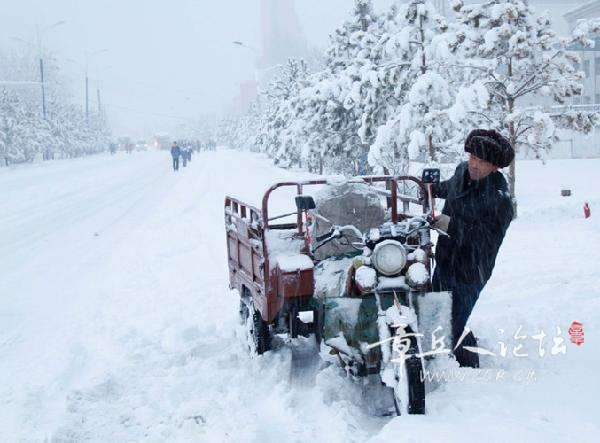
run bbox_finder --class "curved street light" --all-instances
[10,20,67,119]
[232,40,283,91]
[233,40,261,54]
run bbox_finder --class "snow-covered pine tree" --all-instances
[327,0,378,74]
[0,88,27,164]
[256,59,309,168]
[284,69,354,174]
[452,0,599,216]
[369,0,461,175]
[229,100,264,152]
[293,0,384,175]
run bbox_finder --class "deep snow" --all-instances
[1,150,598,442]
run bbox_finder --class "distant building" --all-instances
[260,0,306,68]
[549,0,600,159]
[234,0,306,114]
[534,0,583,35]
[233,80,259,114]
[564,1,600,106]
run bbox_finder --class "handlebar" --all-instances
[311,225,364,253]
[402,215,449,238]
[311,216,449,254]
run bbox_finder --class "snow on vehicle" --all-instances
[225,172,453,415]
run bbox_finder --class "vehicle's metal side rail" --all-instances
[260,175,428,228]
[224,196,261,224]
[224,196,269,309]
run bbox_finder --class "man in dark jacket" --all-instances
[432,129,515,368]
[171,142,181,171]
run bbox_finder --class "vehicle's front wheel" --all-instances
[393,326,426,415]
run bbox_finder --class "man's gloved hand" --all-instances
[433,214,450,232]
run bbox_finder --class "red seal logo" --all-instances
[568,322,584,346]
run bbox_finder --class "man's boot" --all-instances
[454,331,480,368]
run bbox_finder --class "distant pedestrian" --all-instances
[182,151,188,167]
[171,142,181,171]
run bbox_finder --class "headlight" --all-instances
[371,240,406,276]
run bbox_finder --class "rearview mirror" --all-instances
[295,195,316,211]
[421,168,440,184]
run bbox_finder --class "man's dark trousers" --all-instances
[432,266,483,368]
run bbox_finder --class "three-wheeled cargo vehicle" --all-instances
[225,172,453,415]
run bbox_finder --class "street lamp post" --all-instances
[39,56,46,119]
[36,21,66,120]
[232,41,282,92]
[11,20,66,120]
[85,74,89,121]
[95,65,112,115]
[233,41,260,54]
[84,49,108,123]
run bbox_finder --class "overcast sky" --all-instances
[0,0,395,138]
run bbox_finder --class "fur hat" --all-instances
[464,129,514,168]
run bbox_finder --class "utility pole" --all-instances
[85,74,89,122]
[39,57,46,119]
[12,21,65,119]
[84,49,108,125]
[37,21,65,119]
[35,25,47,120]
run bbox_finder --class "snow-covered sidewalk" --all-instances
[1,151,598,442]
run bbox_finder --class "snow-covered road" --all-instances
[1,150,599,442]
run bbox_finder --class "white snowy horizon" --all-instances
[0,0,399,138]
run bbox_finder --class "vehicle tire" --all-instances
[393,326,426,415]
[239,287,251,325]
[239,298,249,325]
[250,308,271,355]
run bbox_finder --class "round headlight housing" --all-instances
[371,240,407,276]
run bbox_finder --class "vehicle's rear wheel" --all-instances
[248,308,271,355]
[239,298,249,325]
